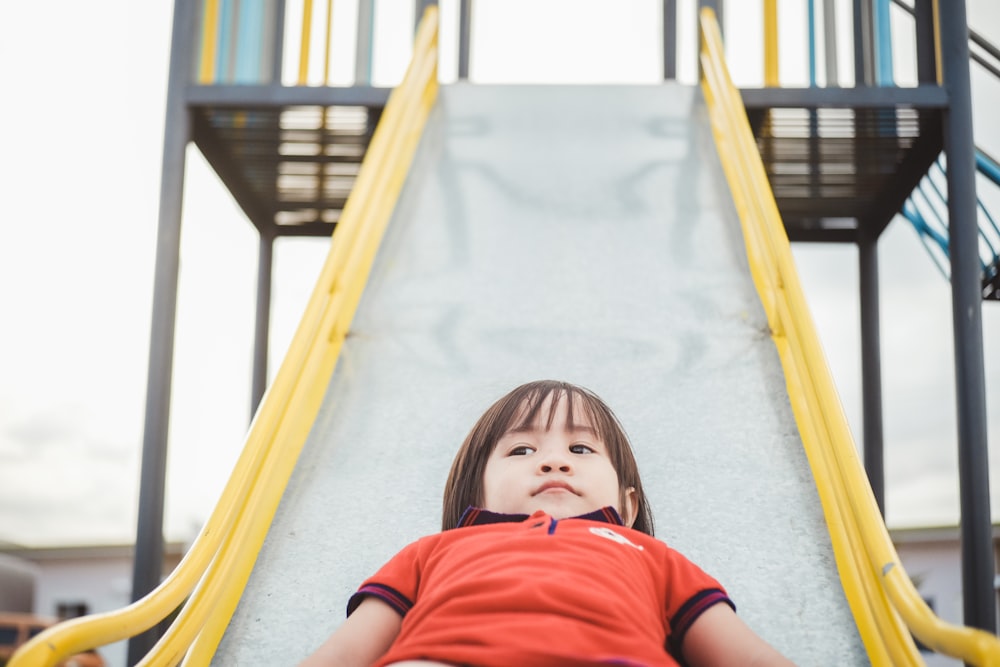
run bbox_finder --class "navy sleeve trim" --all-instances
[346,583,414,618]
[667,588,736,659]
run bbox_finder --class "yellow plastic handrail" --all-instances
[298,0,315,84]
[8,7,439,667]
[198,0,220,84]
[699,7,1000,666]
[323,0,335,85]
[763,0,779,86]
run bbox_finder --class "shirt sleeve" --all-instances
[662,546,736,658]
[346,537,429,618]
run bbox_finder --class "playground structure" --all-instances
[9,1,1000,665]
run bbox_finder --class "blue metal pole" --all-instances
[235,0,266,83]
[873,0,893,85]
[808,0,817,87]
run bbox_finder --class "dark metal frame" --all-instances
[937,0,994,635]
[130,1,994,661]
[128,0,200,660]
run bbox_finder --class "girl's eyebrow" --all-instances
[504,424,598,436]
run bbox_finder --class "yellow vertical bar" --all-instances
[764,0,779,86]
[199,0,221,83]
[932,0,942,84]
[298,0,315,85]
[323,0,334,85]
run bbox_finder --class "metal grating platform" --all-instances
[192,103,384,237]
[749,106,942,242]
[741,87,946,244]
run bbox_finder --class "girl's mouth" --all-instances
[533,481,578,496]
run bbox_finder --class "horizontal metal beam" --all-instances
[785,225,859,243]
[274,221,337,236]
[740,84,948,109]
[186,84,392,108]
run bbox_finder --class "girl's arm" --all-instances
[298,597,402,667]
[682,603,795,666]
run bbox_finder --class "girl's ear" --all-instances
[621,487,638,527]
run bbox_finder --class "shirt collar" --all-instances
[456,506,624,528]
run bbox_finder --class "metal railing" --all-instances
[7,7,439,667]
[902,150,1000,299]
[699,6,1000,665]
[887,0,1000,299]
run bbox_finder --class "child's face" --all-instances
[481,392,636,524]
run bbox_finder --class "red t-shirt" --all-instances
[348,508,733,666]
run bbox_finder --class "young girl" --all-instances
[301,380,793,666]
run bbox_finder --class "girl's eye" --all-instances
[509,445,534,456]
[570,444,594,454]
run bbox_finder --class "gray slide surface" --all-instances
[214,83,869,665]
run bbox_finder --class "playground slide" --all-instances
[212,83,869,665]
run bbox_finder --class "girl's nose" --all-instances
[539,458,571,474]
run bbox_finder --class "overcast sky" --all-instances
[0,0,998,547]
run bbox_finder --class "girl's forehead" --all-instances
[510,391,597,431]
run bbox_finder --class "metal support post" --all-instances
[458,0,472,80]
[823,0,839,86]
[913,0,936,84]
[128,0,198,662]
[355,0,373,85]
[663,0,677,80]
[269,0,287,84]
[939,0,995,635]
[858,233,885,516]
[251,228,275,415]
[852,0,875,85]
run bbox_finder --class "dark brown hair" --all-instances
[442,380,655,535]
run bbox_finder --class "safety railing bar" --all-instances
[924,161,951,212]
[969,27,1000,67]
[891,0,1000,69]
[974,198,999,268]
[907,190,949,251]
[900,146,1000,288]
[698,17,910,661]
[978,150,1000,188]
[971,49,1000,80]
[154,12,439,666]
[6,397,277,666]
[186,39,438,667]
[778,291,923,665]
[892,0,1000,79]
[903,202,953,280]
[774,332,898,665]
[700,7,1000,665]
[728,22,921,654]
[923,155,1000,268]
[7,7,440,667]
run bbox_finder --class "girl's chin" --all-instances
[527,500,600,519]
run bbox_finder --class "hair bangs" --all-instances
[503,384,606,440]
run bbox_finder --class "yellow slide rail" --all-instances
[699,7,1000,667]
[10,7,439,667]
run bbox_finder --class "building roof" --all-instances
[0,542,187,562]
